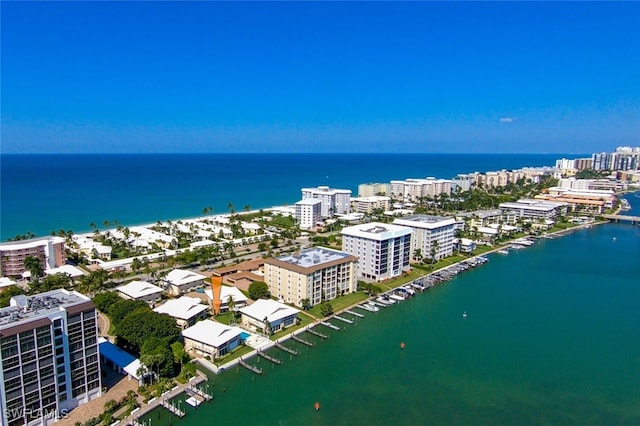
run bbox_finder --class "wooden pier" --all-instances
[275,341,299,355]
[320,321,340,330]
[161,399,186,418]
[239,358,263,374]
[333,315,354,324]
[345,309,364,318]
[306,327,328,339]
[190,383,213,401]
[291,334,314,346]
[257,350,282,364]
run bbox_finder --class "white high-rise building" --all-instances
[358,183,391,197]
[295,199,322,230]
[341,222,412,281]
[393,215,456,262]
[301,186,351,217]
[0,290,101,426]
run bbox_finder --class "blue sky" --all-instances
[1,1,639,154]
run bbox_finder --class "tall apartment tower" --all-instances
[341,222,412,281]
[0,290,101,426]
[301,186,351,217]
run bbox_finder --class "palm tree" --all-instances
[227,202,235,214]
[24,255,44,284]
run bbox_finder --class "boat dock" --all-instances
[333,315,354,324]
[345,309,364,318]
[306,327,328,339]
[161,398,185,418]
[239,358,263,374]
[188,383,213,401]
[257,350,282,364]
[320,321,340,330]
[275,341,298,355]
[292,334,314,346]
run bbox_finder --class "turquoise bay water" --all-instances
[1,153,565,240]
[146,210,640,425]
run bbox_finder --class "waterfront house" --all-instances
[239,299,300,335]
[182,319,243,359]
[153,296,209,329]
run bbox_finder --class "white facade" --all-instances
[350,196,391,214]
[163,269,207,296]
[358,183,391,197]
[390,178,453,201]
[153,296,209,329]
[499,199,568,221]
[341,222,412,282]
[393,215,456,262]
[301,186,351,217]
[116,280,163,303]
[295,199,323,230]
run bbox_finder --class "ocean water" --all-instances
[145,195,640,425]
[0,153,566,240]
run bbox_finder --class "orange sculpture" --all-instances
[211,275,222,315]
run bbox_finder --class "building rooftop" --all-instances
[265,247,357,274]
[165,269,207,286]
[205,285,249,304]
[393,215,456,229]
[239,299,300,323]
[295,198,323,206]
[0,289,93,330]
[98,337,143,380]
[341,222,412,240]
[116,280,163,299]
[153,296,209,320]
[181,319,243,348]
[0,236,65,250]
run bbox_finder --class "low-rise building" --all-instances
[163,269,207,296]
[205,285,249,312]
[213,258,265,291]
[115,280,163,304]
[264,247,357,307]
[182,320,243,359]
[341,222,412,281]
[153,296,209,329]
[239,299,300,335]
[499,199,568,222]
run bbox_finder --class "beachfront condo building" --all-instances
[301,186,351,217]
[0,290,101,426]
[390,178,453,202]
[393,215,456,262]
[295,198,323,230]
[499,199,569,222]
[358,182,391,197]
[350,196,391,214]
[341,222,412,282]
[264,247,357,306]
[0,237,66,279]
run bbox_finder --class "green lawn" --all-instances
[307,292,370,319]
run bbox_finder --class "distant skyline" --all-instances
[2,1,639,154]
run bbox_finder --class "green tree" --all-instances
[171,341,187,367]
[300,298,311,311]
[0,285,25,308]
[92,292,123,314]
[24,255,44,284]
[248,281,270,300]
[117,311,180,354]
[320,301,333,317]
[141,337,175,379]
[109,299,149,327]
